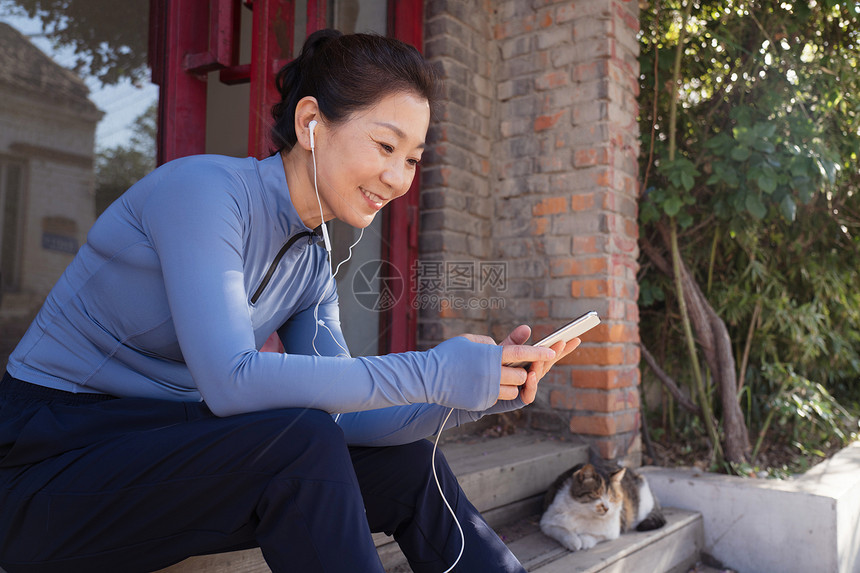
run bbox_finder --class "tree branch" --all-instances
[639,343,702,416]
[639,232,672,276]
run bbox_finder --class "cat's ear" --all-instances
[610,467,626,484]
[579,464,597,479]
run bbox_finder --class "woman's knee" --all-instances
[360,440,457,494]
[239,406,339,442]
[402,439,452,478]
[243,408,351,475]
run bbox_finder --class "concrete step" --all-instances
[504,507,703,573]
[377,432,590,570]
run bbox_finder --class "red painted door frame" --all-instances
[150,0,424,352]
[381,0,423,353]
[149,0,210,164]
[248,0,294,158]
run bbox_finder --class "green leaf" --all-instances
[663,196,684,217]
[722,167,740,187]
[753,140,776,153]
[780,195,797,221]
[704,133,733,152]
[681,171,695,191]
[746,194,767,219]
[730,105,753,125]
[758,173,777,194]
[792,176,816,203]
[640,200,660,224]
[731,146,752,161]
[818,158,839,185]
[790,158,812,178]
[733,124,755,146]
[756,122,777,139]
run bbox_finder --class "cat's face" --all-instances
[568,464,626,516]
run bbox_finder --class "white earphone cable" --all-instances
[434,407,465,572]
[310,141,334,276]
[311,227,364,358]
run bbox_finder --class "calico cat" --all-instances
[539,462,665,552]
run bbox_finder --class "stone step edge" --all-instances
[520,507,703,573]
[440,434,590,514]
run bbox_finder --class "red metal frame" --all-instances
[249,0,294,158]
[380,0,424,353]
[184,0,240,73]
[150,0,210,164]
[306,0,328,36]
[151,0,425,351]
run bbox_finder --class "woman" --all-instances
[0,30,579,573]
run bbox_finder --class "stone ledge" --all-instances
[640,441,860,573]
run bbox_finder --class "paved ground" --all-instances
[687,564,737,573]
[387,554,735,573]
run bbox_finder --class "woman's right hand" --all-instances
[458,333,557,402]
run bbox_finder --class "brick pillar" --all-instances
[419,0,496,348]
[492,0,641,462]
[420,0,641,462]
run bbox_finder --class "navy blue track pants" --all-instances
[0,373,525,573]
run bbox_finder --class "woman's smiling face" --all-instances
[310,90,430,228]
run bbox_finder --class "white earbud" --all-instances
[307,119,331,255]
[309,119,317,150]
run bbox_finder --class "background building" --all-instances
[0,22,102,368]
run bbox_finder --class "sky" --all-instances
[1,13,158,151]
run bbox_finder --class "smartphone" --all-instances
[507,311,600,368]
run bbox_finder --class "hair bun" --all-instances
[300,29,343,62]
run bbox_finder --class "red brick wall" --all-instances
[420,0,497,344]
[421,0,641,462]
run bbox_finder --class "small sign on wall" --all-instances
[41,216,79,254]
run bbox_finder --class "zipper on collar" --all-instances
[250,231,315,304]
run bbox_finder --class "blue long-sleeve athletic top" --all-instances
[7,154,523,445]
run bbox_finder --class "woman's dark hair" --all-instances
[271,29,440,153]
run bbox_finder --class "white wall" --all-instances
[641,442,860,573]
